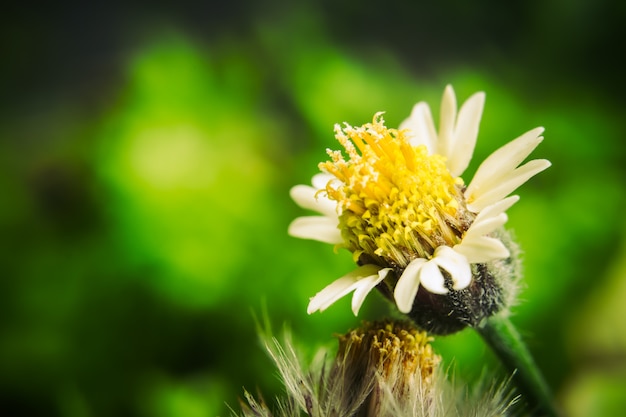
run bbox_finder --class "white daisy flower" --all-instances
[289,85,550,322]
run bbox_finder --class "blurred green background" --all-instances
[1,1,625,416]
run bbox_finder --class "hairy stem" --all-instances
[477,314,560,417]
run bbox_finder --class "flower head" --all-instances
[289,85,550,333]
[235,320,518,417]
[332,320,440,416]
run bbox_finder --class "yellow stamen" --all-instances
[336,319,440,392]
[320,113,470,268]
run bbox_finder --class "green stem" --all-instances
[477,314,560,417]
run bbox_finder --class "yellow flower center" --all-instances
[320,113,472,268]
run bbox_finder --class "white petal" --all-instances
[454,235,510,263]
[464,196,518,239]
[447,91,485,177]
[311,173,334,190]
[467,159,551,212]
[471,127,545,185]
[351,268,391,315]
[307,264,382,314]
[474,195,519,221]
[394,258,428,313]
[464,213,508,239]
[455,197,519,264]
[289,184,315,209]
[307,277,355,314]
[419,260,448,295]
[399,102,437,153]
[290,184,337,218]
[432,246,472,290]
[437,85,458,160]
[288,216,342,244]
[465,127,545,208]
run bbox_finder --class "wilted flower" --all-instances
[235,319,518,417]
[289,86,550,334]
